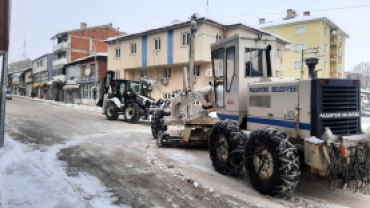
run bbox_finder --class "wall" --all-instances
[24,71,32,84]
[32,56,48,73]
[66,64,81,81]
[98,59,107,81]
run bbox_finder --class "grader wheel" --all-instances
[106,102,119,120]
[209,120,248,176]
[246,127,300,196]
[151,110,167,139]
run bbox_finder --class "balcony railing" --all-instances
[330,37,338,46]
[330,53,338,62]
[53,41,71,52]
[53,58,68,66]
[52,75,66,82]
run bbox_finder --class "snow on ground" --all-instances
[0,135,122,208]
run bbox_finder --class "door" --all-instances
[82,84,93,104]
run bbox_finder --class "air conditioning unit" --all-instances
[206,69,213,77]
[285,45,291,51]
[160,77,168,85]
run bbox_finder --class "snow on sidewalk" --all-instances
[0,135,122,208]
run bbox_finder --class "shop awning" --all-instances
[63,84,80,90]
[32,81,47,88]
[47,81,53,85]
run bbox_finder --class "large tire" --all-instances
[246,127,300,196]
[106,102,119,120]
[124,103,140,123]
[209,120,247,176]
[151,110,167,139]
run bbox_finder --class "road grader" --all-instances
[151,14,370,196]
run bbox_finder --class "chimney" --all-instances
[304,11,310,16]
[108,22,112,27]
[286,9,296,19]
[80,22,87,29]
[259,18,266,25]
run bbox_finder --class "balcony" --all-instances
[338,55,343,64]
[52,58,68,68]
[330,54,338,62]
[330,37,338,46]
[52,75,66,84]
[53,41,70,52]
[330,72,338,78]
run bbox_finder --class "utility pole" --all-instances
[93,38,99,104]
[0,0,10,147]
[187,13,198,119]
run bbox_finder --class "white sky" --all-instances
[8,0,370,71]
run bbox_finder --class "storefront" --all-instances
[32,81,47,98]
[63,84,81,104]
[80,76,96,104]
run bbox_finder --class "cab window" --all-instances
[226,47,235,92]
[129,82,143,95]
[245,45,272,77]
[212,48,224,77]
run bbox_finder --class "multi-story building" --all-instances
[105,17,291,100]
[23,67,33,96]
[50,22,123,101]
[258,9,349,79]
[63,53,108,104]
[11,72,20,95]
[32,53,56,99]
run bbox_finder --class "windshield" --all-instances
[212,48,224,77]
[130,82,143,95]
[245,46,271,77]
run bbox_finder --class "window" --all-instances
[294,25,306,35]
[194,65,200,77]
[181,33,190,46]
[276,48,280,58]
[154,38,161,51]
[193,100,200,105]
[113,70,120,79]
[130,43,136,55]
[163,93,171,100]
[269,30,276,34]
[37,61,40,67]
[325,44,328,53]
[294,61,303,70]
[163,67,171,78]
[40,60,43,67]
[226,47,235,92]
[91,64,96,76]
[294,43,306,52]
[325,26,328,35]
[115,48,121,58]
[324,61,328,70]
[216,34,223,42]
[141,70,147,78]
[245,47,271,77]
[212,48,224,77]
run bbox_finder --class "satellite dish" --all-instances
[332,30,337,35]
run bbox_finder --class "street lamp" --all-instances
[305,56,319,79]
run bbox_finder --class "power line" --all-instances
[209,5,370,18]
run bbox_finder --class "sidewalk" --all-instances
[13,95,103,113]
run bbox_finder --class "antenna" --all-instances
[205,0,209,19]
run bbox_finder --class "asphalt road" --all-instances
[5,97,370,208]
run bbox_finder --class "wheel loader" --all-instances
[151,14,370,197]
[97,71,165,123]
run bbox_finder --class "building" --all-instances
[11,72,20,95]
[50,22,123,101]
[105,17,291,100]
[32,53,56,99]
[63,53,108,104]
[23,67,33,96]
[258,9,349,79]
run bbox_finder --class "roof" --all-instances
[32,53,54,62]
[105,17,291,45]
[64,53,107,66]
[50,24,125,40]
[257,15,349,38]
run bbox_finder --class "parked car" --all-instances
[6,89,12,100]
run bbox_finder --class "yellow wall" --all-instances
[261,20,347,79]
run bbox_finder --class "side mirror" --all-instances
[209,81,212,86]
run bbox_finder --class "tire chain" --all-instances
[248,127,300,196]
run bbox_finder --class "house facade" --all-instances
[23,68,33,96]
[32,53,55,99]
[50,22,123,101]
[11,72,20,95]
[63,54,108,104]
[258,9,349,79]
[105,18,291,100]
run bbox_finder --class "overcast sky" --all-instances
[7,0,370,70]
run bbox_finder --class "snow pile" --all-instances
[0,136,120,208]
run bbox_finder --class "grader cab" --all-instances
[151,14,370,197]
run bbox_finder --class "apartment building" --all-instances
[50,22,123,101]
[105,17,291,100]
[258,9,349,79]
[32,53,56,99]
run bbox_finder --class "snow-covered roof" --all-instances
[105,17,291,45]
[257,16,349,38]
[65,53,107,66]
[50,24,125,40]
[361,89,370,94]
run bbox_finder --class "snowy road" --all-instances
[2,97,370,208]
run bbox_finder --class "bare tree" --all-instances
[349,62,370,89]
